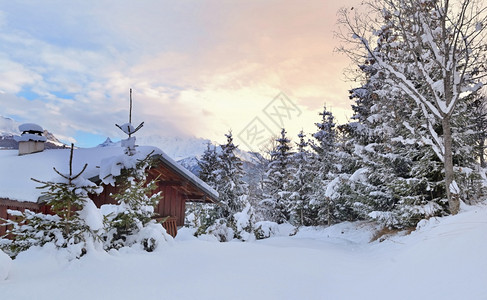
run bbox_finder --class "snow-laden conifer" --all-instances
[195,132,252,241]
[260,128,294,224]
[1,144,103,258]
[287,131,317,226]
[101,152,169,252]
[337,0,487,214]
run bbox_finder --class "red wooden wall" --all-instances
[0,199,48,237]
[155,185,186,226]
[90,183,187,226]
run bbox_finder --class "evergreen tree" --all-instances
[288,131,316,226]
[1,144,102,258]
[102,152,167,252]
[337,3,486,227]
[215,131,249,219]
[103,106,169,251]
[188,142,219,232]
[308,106,352,225]
[197,142,219,189]
[337,0,487,214]
[260,128,294,224]
[197,131,251,241]
[339,48,448,228]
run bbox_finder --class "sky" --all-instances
[0,0,362,151]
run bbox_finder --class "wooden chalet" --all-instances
[0,145,218,238]
[89,153,218,236]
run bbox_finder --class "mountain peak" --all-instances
[0,116,20,137]
[97,137,119,148]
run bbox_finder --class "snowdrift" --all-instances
[0,249,11,280]
[1,203,486,300]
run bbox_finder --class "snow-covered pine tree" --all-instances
[103,95,169,251]
[1,144,103,258]
[198,142,219,189]
[335,26,451,228]
[203,131,251,241]
[260,128,294,224]
[349,81,446,227]
[337,0,487,214]
[287,131,317,226]
[102,152,166,251]
[469,92,487,168]
[308,106,353,225]
[187,142,219,231]
[215,131,249,218]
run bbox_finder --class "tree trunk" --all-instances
[442,116,460,214]
[480,136,486,168]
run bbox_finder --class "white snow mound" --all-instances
[0,249,12,280]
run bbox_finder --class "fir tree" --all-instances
[214,131,249,219]
[337,5,486,227]
[197,142,219,189]
[197,131,251,241]
[188,142,220,232]
[288,131,316,226]
[103,98,169,251]
[337,0,487,214]
[102,153,164,251]
[260,128,294,224]
[308,106,351,225]
[1,144,102,258]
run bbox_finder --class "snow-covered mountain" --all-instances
[137,135,212,161]
[97,134,263,177]
[0,116,19,137]
[98,137,120,148]
[0,116,66,149]
[137,134,263,166]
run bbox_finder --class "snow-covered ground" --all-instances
[1,202,486,300]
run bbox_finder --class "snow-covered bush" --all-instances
[232,204,256,241]
[186,202,219,237]
[1,210,88,258]
[253,221,279,240]
[0,248,11,280]
[194,203,257,242]
[206,219,235,242]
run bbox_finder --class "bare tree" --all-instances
[336,0,487,214]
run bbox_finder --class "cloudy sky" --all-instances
[0,0,361,150]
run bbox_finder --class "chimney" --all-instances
[14,123,47,155]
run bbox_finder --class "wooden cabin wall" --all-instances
[0,204,7,237]
[90,184,119,208]
[90,183,187,227]
[0,199,42,237]
[156,185,186,226]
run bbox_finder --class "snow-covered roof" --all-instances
[18,123,43,133]
[151,151,219,202]
[0,146,218,203]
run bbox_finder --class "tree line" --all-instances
[192,0,487,239]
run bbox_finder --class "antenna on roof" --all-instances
[115,89,144,155]
[129,88,132,124]
[115,89,144,138]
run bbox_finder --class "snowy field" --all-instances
[1,202,486,300]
